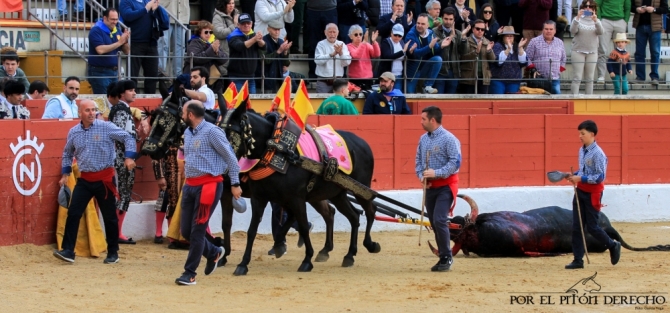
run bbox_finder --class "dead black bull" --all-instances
[440,202,670,257]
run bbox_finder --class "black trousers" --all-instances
[425,186,454,259]
[130,42,158,94]
[62,177,119,254]
[571,189,615,261]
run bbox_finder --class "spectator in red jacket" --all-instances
[519,0,553,48]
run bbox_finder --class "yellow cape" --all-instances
[55,163,107,257]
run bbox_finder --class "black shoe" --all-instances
[610,241,621,265]
[103,253,119,264]
[175,274,196,286]
[154,236,164,244]
[168,241,190,250]
[430,257,453,272]
[565,260,584,269]
[204,247,224,276]
[118,237,136,245]
[297,222,313,248]
[53,249,75,263]
[268,247,275,255]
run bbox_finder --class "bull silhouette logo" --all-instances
[10,130,45,196]
[566,272,602,294]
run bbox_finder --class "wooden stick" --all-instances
[572,166,591,264]
[419,151,430,246]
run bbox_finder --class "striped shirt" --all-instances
[576,141,607,184]
[183,120,240,184]
[526,35,567,80]
[62,119,138,174]
[415,126,461,181]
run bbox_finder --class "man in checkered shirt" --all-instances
[525,20,566,94]
[415,106,461,272]
[53,100,137,265]
[565,120,621,269]
[175,100,241,286]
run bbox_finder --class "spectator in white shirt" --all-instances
[183,67,215,110]
[315,23,352,93]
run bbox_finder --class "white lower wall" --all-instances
[120,184,670,240]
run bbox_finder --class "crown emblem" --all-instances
[10,130,44,155]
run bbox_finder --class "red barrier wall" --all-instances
[2,114,669,246]
[406,100,574,115]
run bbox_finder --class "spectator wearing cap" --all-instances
[379,24,409,91]
[255,0,296,40]
[0,80,30,119]
[317,78,360,115]
[315,23,352,93]
[260,19,293,93]
[490,26,528,94]
[88,8,130,95]
[405,13,444,94]
[433,7,467,94]
[43,76,80,119]
[338,0,369,44]
[378,0,414,40]
[0,50,30,92]
[306,0,339,78]
[347,26,381,91]
[227,13,266,94]
[27,80,50,100]
[363,72,411,114]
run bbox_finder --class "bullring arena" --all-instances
[2,95,670,312]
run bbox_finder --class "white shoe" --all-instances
[596,77,605,83]
[424,86,438,94]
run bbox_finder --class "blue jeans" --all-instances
[394,75,405,93]
[58,0,84,15]
[550,79,561,94]
[634,24,661,80]
[180,182,223,276]
[405,56,442,93]
[612,74,629,95]
[232,79,257,94]
[489,80,521,94]
[158,24,186,78]
[434,70,459,94]
[88,66,118,95]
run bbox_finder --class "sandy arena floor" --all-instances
[0,222,668,313]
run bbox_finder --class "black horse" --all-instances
[140,85,339,268]
[220,102,380,275]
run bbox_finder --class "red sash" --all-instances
[185,175,224,224]
[80,167,118,200]
[429,174,459,216]
[577,182,605,212]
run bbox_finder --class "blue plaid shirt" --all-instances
[62,120,138,174]
[575,141,607,184]
[415,126,461,181]
[184,120,240,184]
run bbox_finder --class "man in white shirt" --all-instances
[42,76,80,119]
[314,23,352,93]
[183,66,215,110]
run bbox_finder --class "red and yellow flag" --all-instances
[221,82,238,109]
[0,0,22,12]
[228,81,251,109]
[271,76,292,115]
[288,80,314,130]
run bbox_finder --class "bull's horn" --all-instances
[457,194,479,222]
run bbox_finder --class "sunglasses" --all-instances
[584,4,594,8]
[393,34,403,37]
[474,27,486,31]
[353,33,363,37]
[483,10,493,14]
[203,30,213,34]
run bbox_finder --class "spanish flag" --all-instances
[0,0,22,12]
[222,82,238,109]
[288,80,314,130]
[271,76,292,115]
[229,81,251,109]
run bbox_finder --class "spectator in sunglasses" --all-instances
[458,19,496,94]
[347,26,381,91]
[478,4,500,43]
[183,20,226,76]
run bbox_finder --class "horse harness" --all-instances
[219,110,376,201]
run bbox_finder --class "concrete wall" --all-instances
[122,184,670,241]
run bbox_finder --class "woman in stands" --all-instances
[180,21,226,91]
[378,24,410,92]
[569,0,603,95]
[347,25,381,91]
[478,4,501,43]
[490,26,528,94]
[212,0,238,93]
